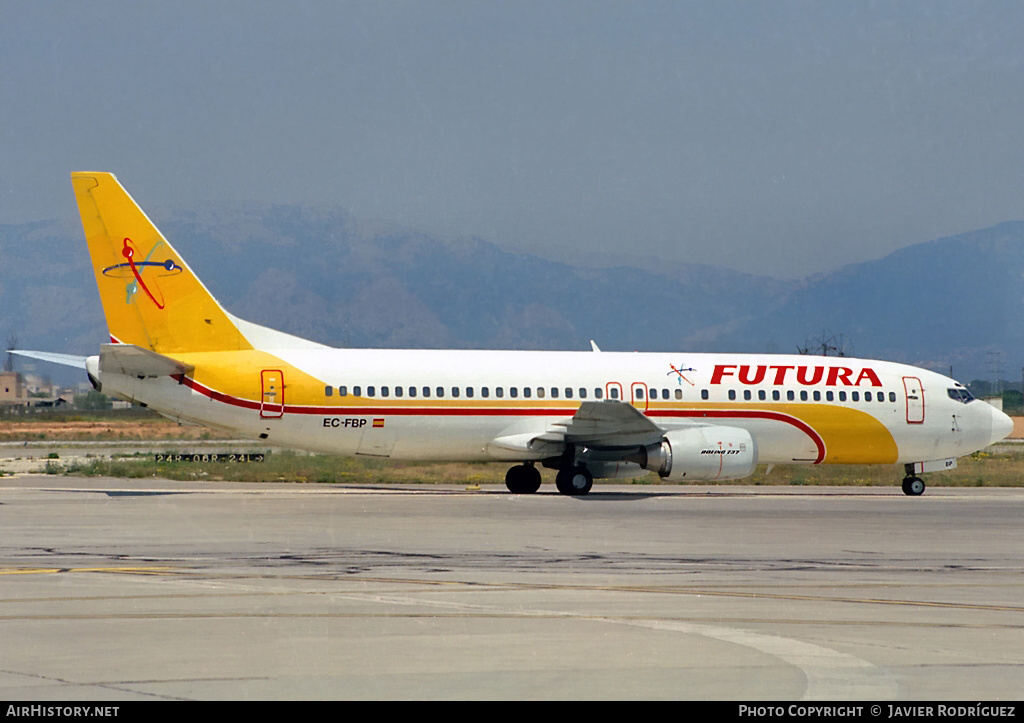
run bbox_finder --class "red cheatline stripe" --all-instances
[178,375,261,411]
[652,409,826,464]
[176,376,827,463]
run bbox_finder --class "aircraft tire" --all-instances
[505,464,542,494]
[901,476,926,496]
[555,466,593,496]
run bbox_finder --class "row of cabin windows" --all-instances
[322,386,694,400]
[323,385,896,404]
[710,389,898,403]
[325,385,619,399]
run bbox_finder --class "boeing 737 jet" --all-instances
[14,173,1015,495]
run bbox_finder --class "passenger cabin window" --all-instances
[609,388,618,400]
[839,391,846,402]
[466,387,474,398]
[787,391,795,401]
[510,387,518,398]
[422,386,430,397]
[524,388,532,398]
[354,386,362,397]
[451,387,459,397]
[744,390,751,401]
[550,387,558,398]
[394,386,402,397]
[496,387,504,398]
[851,392,860,402]
[481,387,489,398]
[596,388,604,399]
[772,390,781,401]
[759,390,766,401]
[889,392,896,402]
[701,389,709,400]
[636,389,644,400]
[864,391,872,402]
[325,386,333,397]
[408,386,416,397]
[728,390,736,400]
[674,389,682,400]
[367,386,376,397]
[579,388,587,399]
[565,388,573,399]
[536,388,545,398]
[340,386,348,397]
[381,386,389,397]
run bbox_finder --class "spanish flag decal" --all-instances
[372,418,385,428]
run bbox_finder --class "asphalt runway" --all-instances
[0,476,1022,700]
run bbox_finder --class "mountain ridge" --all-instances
[2,209,1020,382]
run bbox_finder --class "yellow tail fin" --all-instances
[72,172,252,354]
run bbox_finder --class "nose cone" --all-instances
[990,407,1014,446]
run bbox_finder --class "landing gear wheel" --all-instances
[505,464,542,494]
[555,466,593,496]
[901,476,925,496]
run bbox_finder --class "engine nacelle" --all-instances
[637,426,758,481]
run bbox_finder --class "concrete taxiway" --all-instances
[0,476,1022,700]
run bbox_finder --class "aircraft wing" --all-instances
[488,400,667,458]
[553,400,666,448]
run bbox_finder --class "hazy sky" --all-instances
[2,0,1022,278]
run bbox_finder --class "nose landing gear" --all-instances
[901,475,926,496]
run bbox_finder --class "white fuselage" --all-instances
[94,348,1012,471]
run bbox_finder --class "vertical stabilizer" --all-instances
[72,172,252,354]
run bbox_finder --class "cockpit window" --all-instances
[947,388,974,404]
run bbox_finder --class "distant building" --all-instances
[31,398,69,408]
[0,370,25,405]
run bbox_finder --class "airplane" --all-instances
[13,172,1015,496]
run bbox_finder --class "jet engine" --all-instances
[633,426,758,481]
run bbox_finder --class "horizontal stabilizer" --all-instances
[99,343,194,378]
[9,350,89,369]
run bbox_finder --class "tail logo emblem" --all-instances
[102,237,183,309]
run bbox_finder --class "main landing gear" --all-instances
[503,462,594,496]
[505,463,542,494]
[555,465,593,496]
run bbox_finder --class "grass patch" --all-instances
[0,417,229,443]
[42,447,1024,487]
